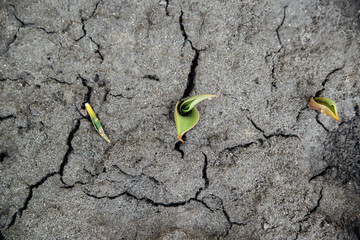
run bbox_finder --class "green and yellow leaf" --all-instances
[308,97,340,122]
[85,103,111,143]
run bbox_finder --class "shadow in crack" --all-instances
[315,106,360,185]
[309,106,360,238]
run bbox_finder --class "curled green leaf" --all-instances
[175,94,216,142]
[85,103,111,143]
[308,97,340,122]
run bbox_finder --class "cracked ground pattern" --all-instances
[1,0,360,239]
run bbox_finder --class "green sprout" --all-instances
[308,97,340,121]
[85,103,111,142]
[174,94,216,142]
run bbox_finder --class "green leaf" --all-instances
[175,94,216,142]
[308,97,340,122]
[180,94,217,114]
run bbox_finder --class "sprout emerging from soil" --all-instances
[85,103,111,143]
[308,97,340,121]
[174,94,216,142]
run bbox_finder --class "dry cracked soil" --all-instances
[1,0,360,239]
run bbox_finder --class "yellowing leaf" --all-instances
[85,103,111,142]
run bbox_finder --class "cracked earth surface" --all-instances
[1,0,360,239]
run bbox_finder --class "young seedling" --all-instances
[174,94,216,142]
[85,103,111,142]
[308,97,340,121]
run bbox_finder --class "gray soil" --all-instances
[1,0,360,239]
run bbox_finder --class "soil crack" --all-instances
[315,67,343,97]
[247,117,300,140]
[7,172,57,229]
[78,74,92,107]
[315,114,330,132]
[0,115,16,121]
[59,119,81,184]
[142,75,160,82]
[265,6,287,89]
[75,0,101,42]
